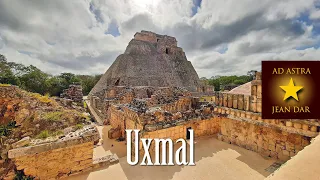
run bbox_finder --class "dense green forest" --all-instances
[200,70,257,91]
[0,54,101,96]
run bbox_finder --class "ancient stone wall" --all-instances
[109,105,144,138]
[142,117,220,140]
[156,36,178,54]
[134,31,157,43]
[218,117,310,161]
[8,125,118,179]
[12,142,94,179]
[138,117,221,153]
[109,105,125,137]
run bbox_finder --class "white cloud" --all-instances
[0,0,320,77]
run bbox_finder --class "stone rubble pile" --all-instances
[60,84,83,102]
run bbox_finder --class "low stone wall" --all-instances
[8,126,118,179]
[139,117,220,153]
[218,118,310,161]
[11,142,94,179]
[142,117,220,140]
[266,133,320,180]
[214,107,318,137]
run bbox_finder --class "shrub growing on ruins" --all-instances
[0,83,11,87]
[14,170,34,180]
[30,93,52,103]
[83,101,87,108]
[0,121,16,136]
[75,124,84,130]
[36,130,64,139]
[36,130,50,139]
[51,130,64,137]
[0,126,12,136]
[42,111,63,122]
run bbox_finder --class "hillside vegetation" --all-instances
[0,54,101,96]
[0,85,91,178]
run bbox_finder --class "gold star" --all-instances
[280,78,303,101]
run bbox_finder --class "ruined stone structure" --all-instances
[89,72,319,161]
[7,125,118,179]
[60,84,83,102]
[90,31,204,95]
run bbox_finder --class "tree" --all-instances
[0,54,103,96]
[77,74,102,95]
[247,70,257,80]
[46,76,65,96]
[58,73,81,90]
[19,65,49,94]
[0,55,20,85]
[208,74,253,92]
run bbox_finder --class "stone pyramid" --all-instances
[90,30,201,95]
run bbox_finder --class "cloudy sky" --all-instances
[1,0,320,78]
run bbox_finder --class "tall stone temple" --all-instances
[90,30,204,95]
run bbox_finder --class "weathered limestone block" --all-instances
[256,97,262,113]
[286,121,293,127]
[230,109,236,116]
[240,111,246,118]
[215,93,220,105]
[172,112,183,120]
[302,124,309,131]
[226,108,231,115]
[108,128,121,139]
[12,136,30,148]
[257,116,262,120]
[245,112,252,119]
[250,96,257,112]
[251,114,258,120]
[237,94,244,110]
[257,84,262,98]
[310,125,317,132]
[223,93,228,107]
[232,94,238,109]
[236,110,241,117]
[219,93,223,106]
[227,94,233,108]
[244,95,250,111]
[221,108,226,114]
[251,85,257,96]
[293,122,302,129]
